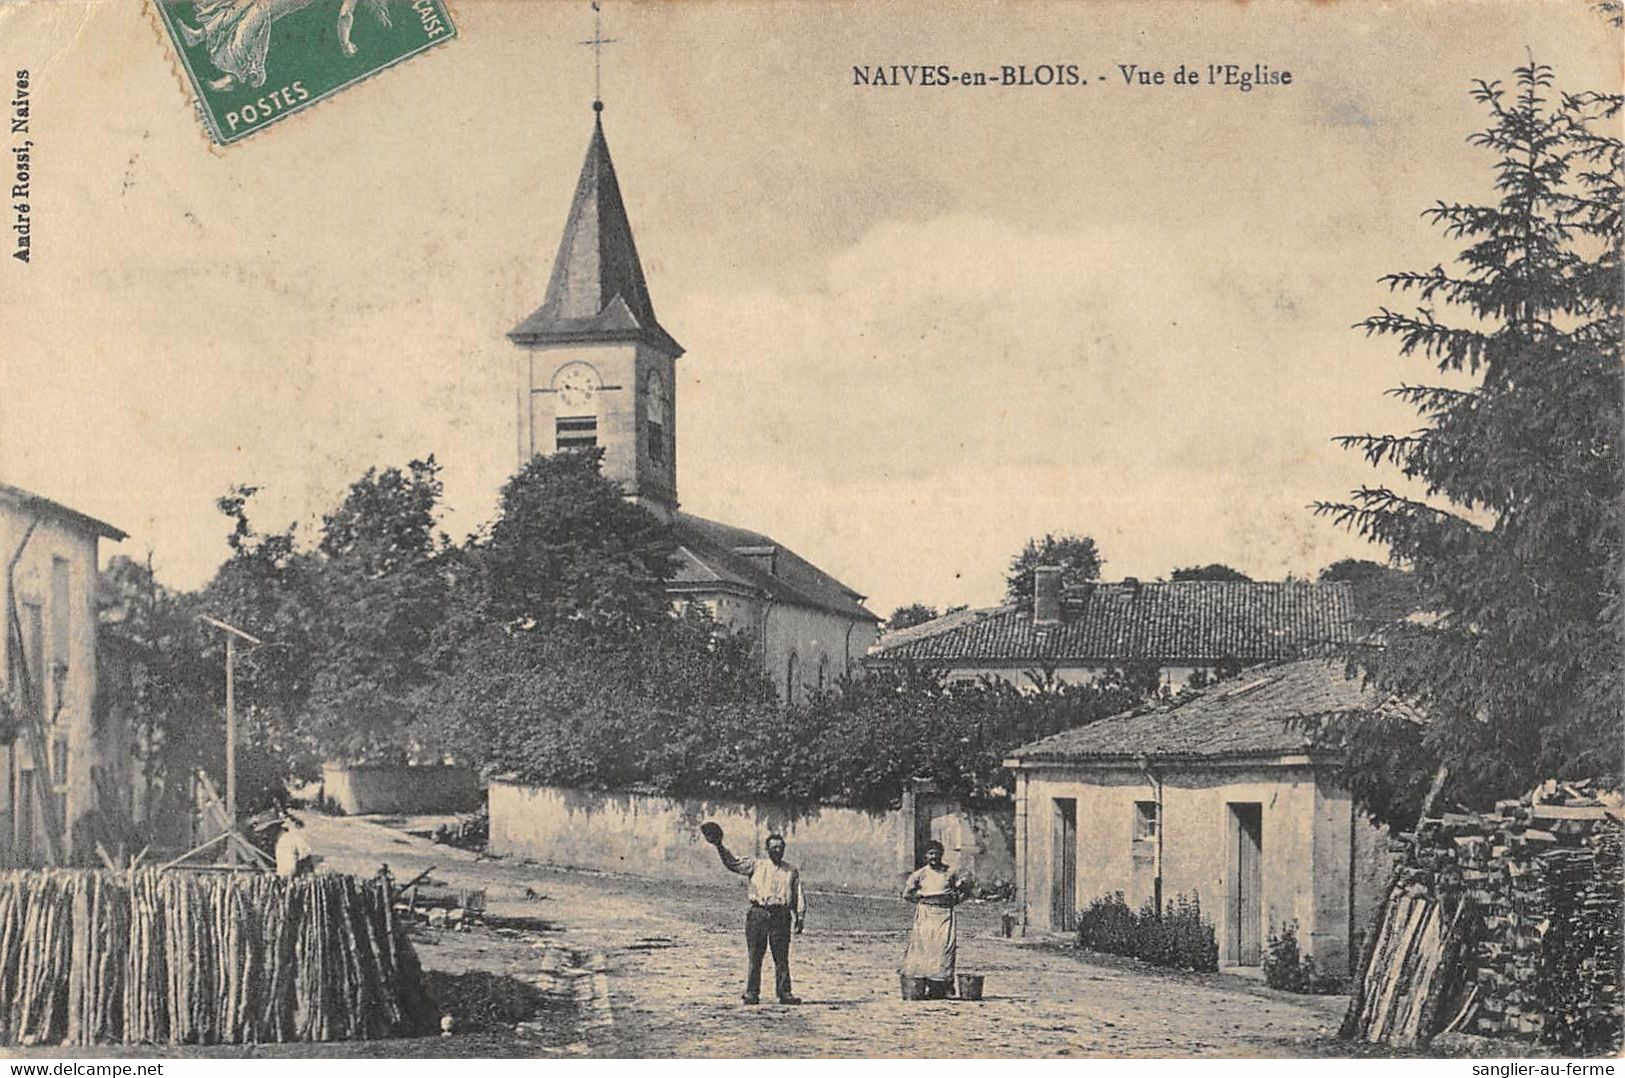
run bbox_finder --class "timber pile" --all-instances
[1347,780,1623,1053]
[0,869,432,1046]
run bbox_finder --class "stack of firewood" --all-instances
[1347,780,1622,1053]
[0,869,431,1046]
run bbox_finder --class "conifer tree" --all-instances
[1317,61,1622,824]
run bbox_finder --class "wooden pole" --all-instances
[196,614,259,868]
[225,635,236,833]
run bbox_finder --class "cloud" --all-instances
[666,213,1403,611]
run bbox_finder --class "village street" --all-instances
[305,812,1354,1059]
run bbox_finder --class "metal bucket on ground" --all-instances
[956,973,985,1001]
[900,975,931,1000]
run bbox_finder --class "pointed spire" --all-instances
[509,113,681,356]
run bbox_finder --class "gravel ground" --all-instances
[307,812,1358,1058]
[4,812,1384,1059]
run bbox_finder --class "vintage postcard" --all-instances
[0,0,1619,1066]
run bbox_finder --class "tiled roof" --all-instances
[1004,658,1411,763]
[669,512,878,623]
[0,482,126,541]
[508,114,682,356]
[871,581,1354,665]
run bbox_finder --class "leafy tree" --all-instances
[97,556,216,828]
[777,666,1150,808]
[1317,558,1420,624]
[99,525,311,827]
[194,486,323,785]
[417,450,775,782]
[1006,533,1103,606]
[460,449,676,636]
[420,606,777,791]
[304,459,450,765]
[424,629,1156,809]
[886,603,940,631]
[1170,564,1252,582]
[1315,61,1622,826]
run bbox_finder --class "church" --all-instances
[507,102,879,703]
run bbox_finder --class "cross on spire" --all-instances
[579,1,617,112]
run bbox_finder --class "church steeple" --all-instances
[508,113,682,357]
[510,104,682,521]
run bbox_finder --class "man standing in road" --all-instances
[704,825,805,1005]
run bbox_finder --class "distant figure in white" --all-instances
[177,0,392,92]
[275,815,315,877]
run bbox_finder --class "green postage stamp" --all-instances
[154,0,456,144]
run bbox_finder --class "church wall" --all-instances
[765,603,878,704]
[681,590,878,703]
[689,593,760,640]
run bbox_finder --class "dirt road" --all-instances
[306,811,1351,1058]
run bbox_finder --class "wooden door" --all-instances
[1052,798,1077,931]
[1231,803,1263,965]
[914,795,952,867]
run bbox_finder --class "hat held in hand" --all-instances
[700,821,724,846]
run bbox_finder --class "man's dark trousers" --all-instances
[745,904,793,1000]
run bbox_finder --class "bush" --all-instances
[432,808,489,851]
[1077,891,1218,973]
[974,877,1015,902]
[1263,922,1344,994]
[429,641,1153,811]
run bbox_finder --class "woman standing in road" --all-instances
[900,840,964,998]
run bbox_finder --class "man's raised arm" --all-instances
[715,843,756,876]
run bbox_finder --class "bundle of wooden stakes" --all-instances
[0,869,432,1046]
[1345,780,1623,1053]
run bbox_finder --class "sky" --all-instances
[0,1,1617,617]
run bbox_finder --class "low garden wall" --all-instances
[488,780,1014,896]
[320,765,483,816]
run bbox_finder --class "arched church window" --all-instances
[817,656,829,693]
[785,651,800,705]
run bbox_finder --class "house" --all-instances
[0,483,126,866]
[870,568,1355,692]
[1001,657,1401,976]
[507,104,878,700]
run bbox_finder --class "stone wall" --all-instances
[489,780,1014,896]
[320,765,483,816]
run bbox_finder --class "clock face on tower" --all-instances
[553,362,599,413]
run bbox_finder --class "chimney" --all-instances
[1034,566,1063,625]
[1123,576,1141,595]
